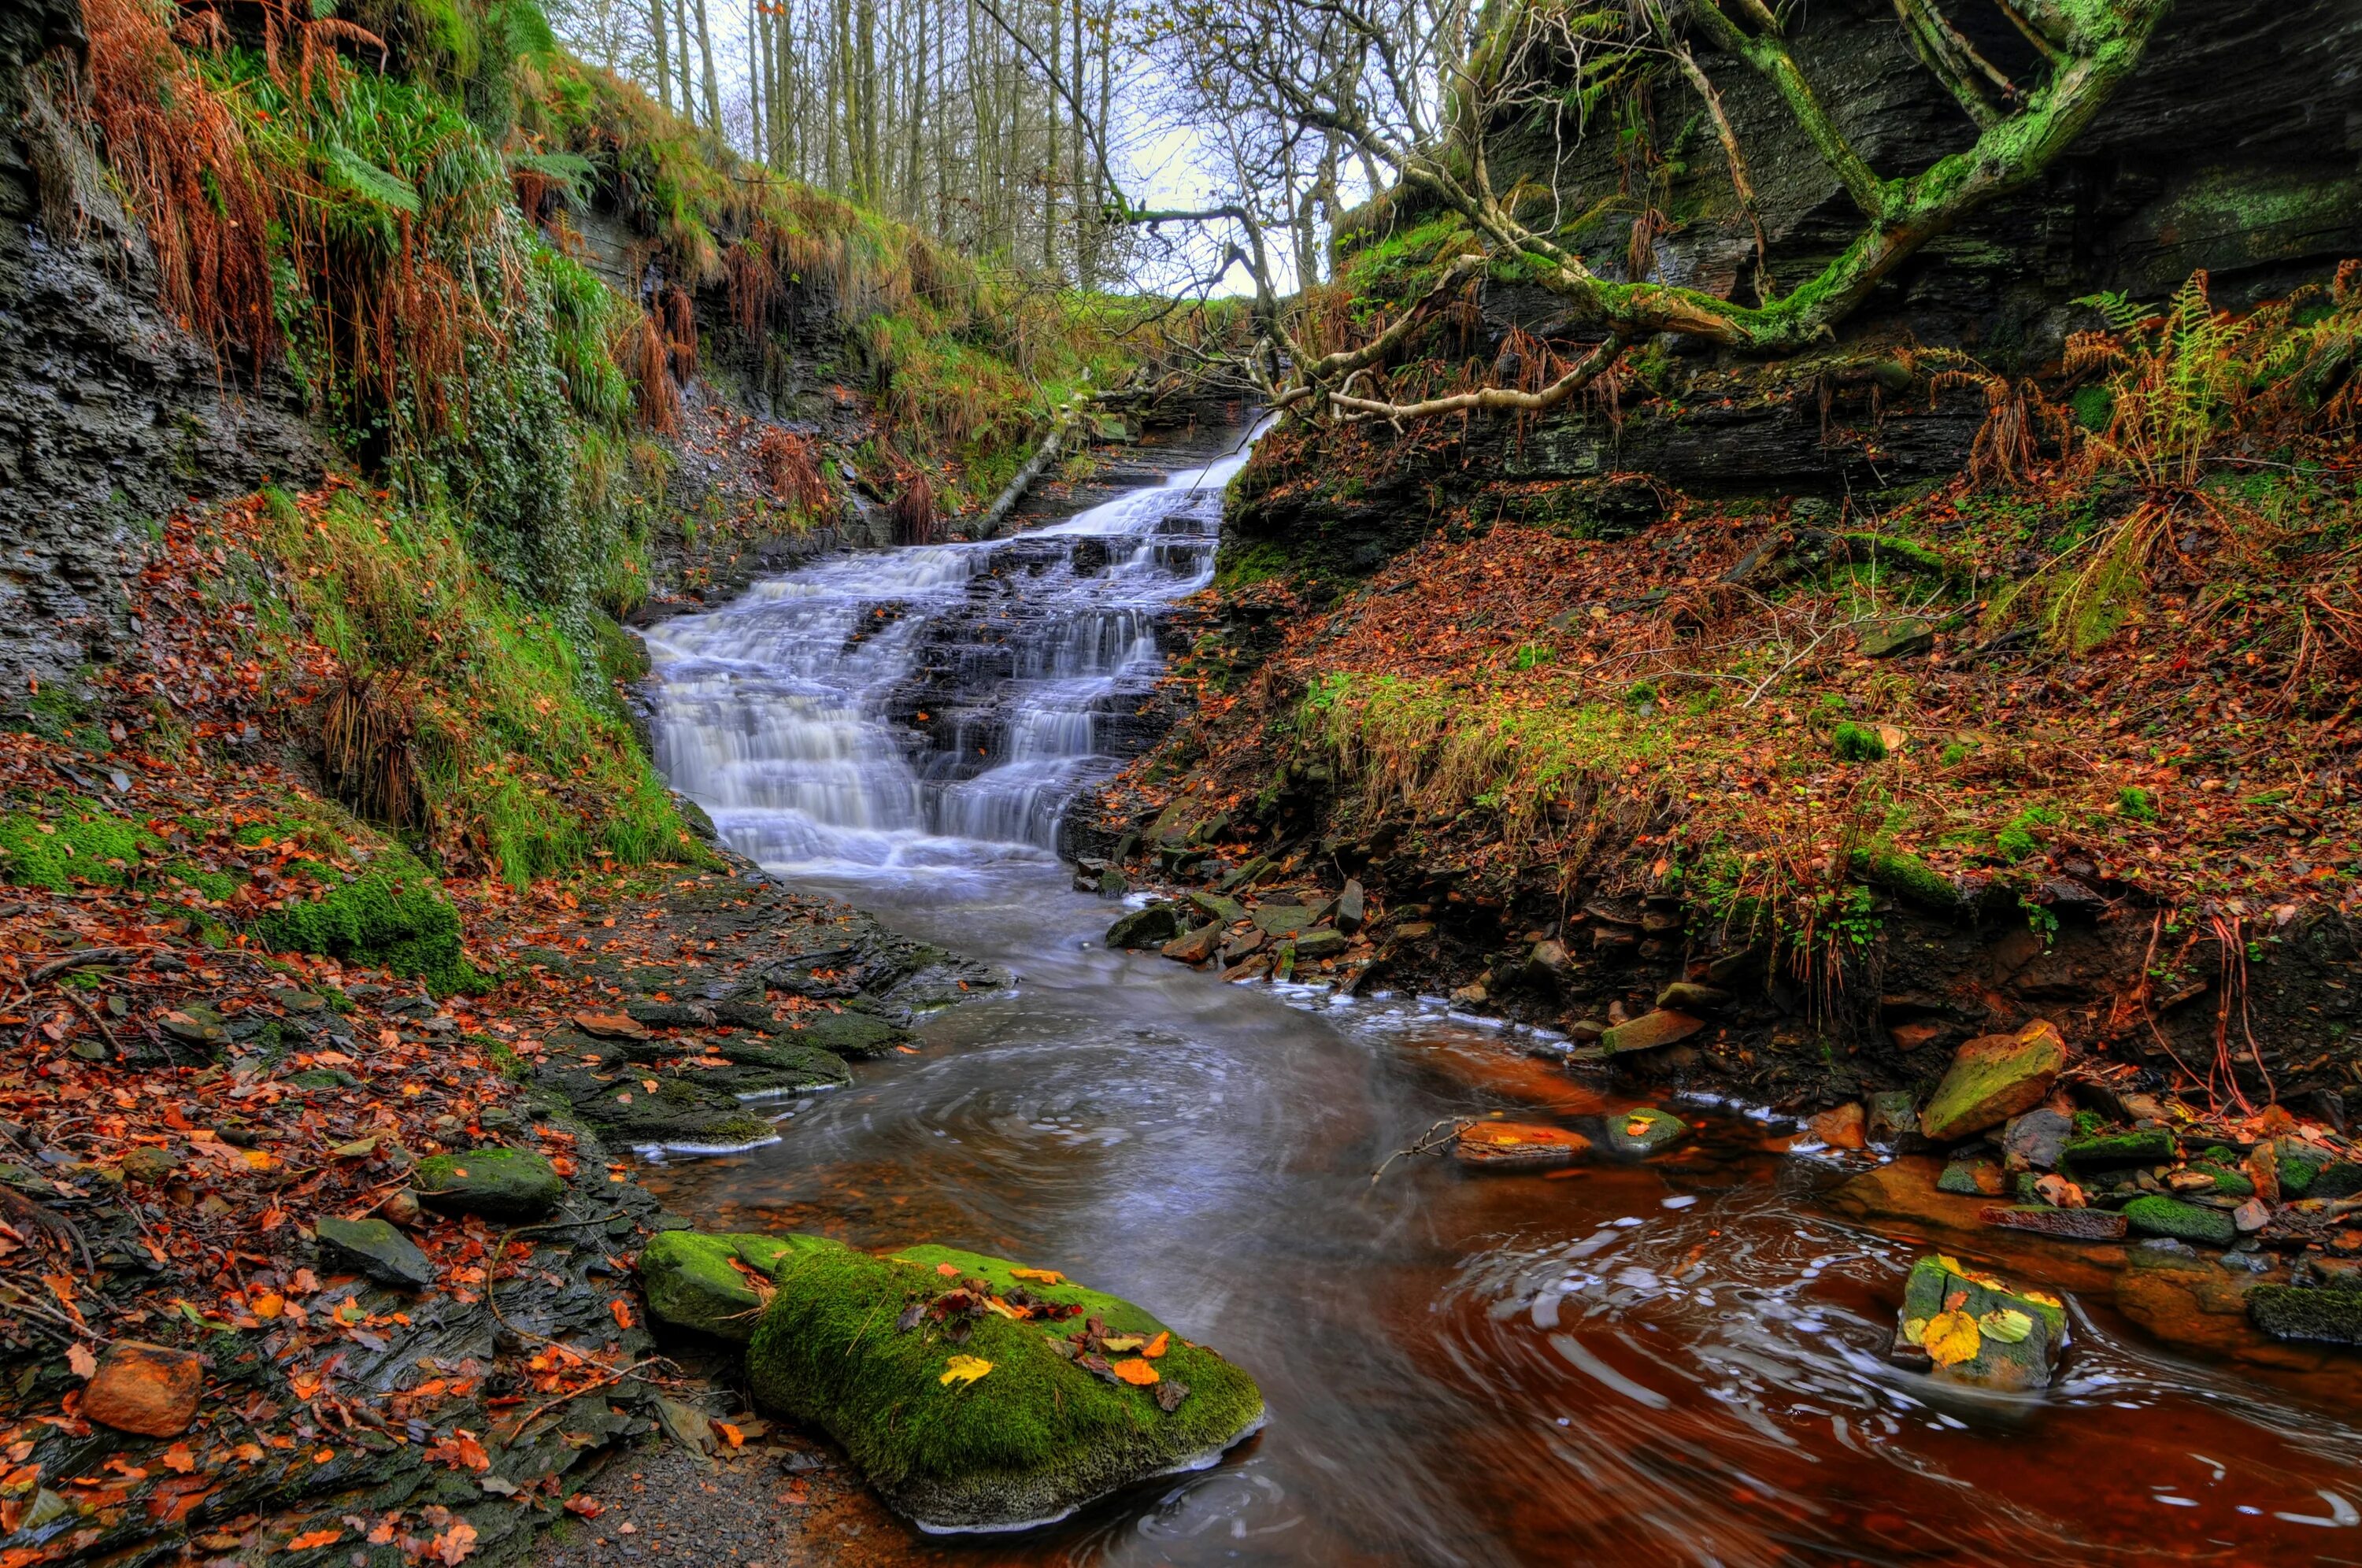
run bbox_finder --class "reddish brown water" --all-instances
[632,870,2362,1566]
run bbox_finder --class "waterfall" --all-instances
[646,431,1257,880]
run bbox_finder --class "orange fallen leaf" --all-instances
[160,1443,196,1474]
[1009,1267,1064,1285]
[65,1344,95,1378]
[250,1292,284,1320]
[610,1300,632,1329]
[1110,1359,1159,1387]
[935,1263,961,1278]
[713,1422,744,1448]
[429,1518,478,1564]
[1142,1332,1170,1359]
[562,1495,603,1518]
[287,1527,343,1550]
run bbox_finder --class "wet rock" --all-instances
[1919,1020,2066,1141]
[1096,869,1128,898]
[1335,880,1367,934]
[1938,1158,2007,1196]
[641,1231,828,1341]
[1160,923,1223,964]
[2001,1108,2072,1170]
[1653,982,1728,1012]
[2311,1162,2362,1200]
[1222,954,1273,983]
[1529,938,1573,978]
[747,1238,1265,1533]
[120,1145,179,1185]
[1218,928,1268,964]
[1890,1256,2065,1392]
[1865,1091,1917,1145]
[1251,904,1317,937]
[1449,981,1490,1008]
[2273,1138,2338,1196]
[1291,927,1348,962]
[1888,1019,1947,1052]
[2249,1283,2362,1346]
[1454,1121,1592,1170]
[1860,618,1936,660]
[1980,1204,2127,1241]
[1105,904,1183,949]
[82,1341,203,1437]
[1809,1102,1867,1151]
[778,1009,904,1060]
[2123,1195,2236,1247]
[2061,1128,2175,1170]
[413,1147,564,1221]
[1601,1106,1690,1158]
[315,1216,435,1289]
[1599,1009,1704,1055]
[1184,891,1248,926]
[2232,1198,2271,1233]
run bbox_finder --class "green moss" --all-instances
[640,1230,833,1341]
[0,801,158,892]
[1831,722,1886,764]
[2063,1128,2175,1169]
[2247,1283,2362,1346]
[1994,803,2061,863]
[250,842,480,994]
[746,1238,1264,1531]
[2116,785,2157,821]
[2185,1161,2254,1198]
[1850,846,1959,911]
[2123,1195,2235,1247]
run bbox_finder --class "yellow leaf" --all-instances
[1099,1333,1146,1352]
[240,1148,277,1171]
[939,1355,993,1388]
[1110,1358,1160,1386]
[1922,1310,1983,1368]
[1009,1267,1064,1285]
[1901,1317,1929,1347]
[1978,1308,2034,1344]
[2020,1289,2064,1309]
[1142,1331,1170,1359]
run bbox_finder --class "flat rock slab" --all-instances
[1105,904,1182,949]
[1980,1204,2128,1241]
[2248,1283,2362,1346]
[2061,1128,2175,1169]
[1455,1122,1591,1170]
[1890,1255,2067,1392]
[1601,1106,1690,1157]
[1289,928,1348,961]
[316,1215,436,1289]
[83,1341,203,1437]
[2123,1195,2237,1247]
[1920,1020,2065,1141]
[1250,905,1317,937]
[413,1147,564,1220]
[1161,923,1223,963]
[1600,1010,1703,1055]
[748,1237,1264,1533]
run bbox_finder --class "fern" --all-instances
[2073,289,2157,336]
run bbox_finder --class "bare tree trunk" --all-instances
[692,0,724,132]
[647,0,673,113]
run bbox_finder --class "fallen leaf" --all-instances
[1153,1378,1192,1414]
[713,1422,743,1449]
[1009,1267,1064,1285]
[1978,1307,2034,1344]
[250,1292,284,1320]
[287,1527,343,1550]
[610,1300,632,1329]
[1110,1358,1160,1387]
[935,1263,961,1278]
[1922,1310,1983,1368]
[939,1355,993,1388]
[562,1496,602,1519]
[1142,1332,1170,1359]
[160,1443,196,1474]
[429,1518,478,1564]
[65,1344,94,1378]
[1099,1333,1146,1352]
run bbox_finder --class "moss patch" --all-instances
[250,842,479,994]
[639,1231,831,1341]
[746,1238,1264,1532]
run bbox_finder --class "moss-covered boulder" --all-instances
[412,1147,564,1221]
[747,1238,1264,1533]
[1889,1253,2068,1392]
[2248,1283,2362,1346]
[1601,1106,1690,1157]
[1919,1021,2065,1141]
[2123,1195,2236,1247]
[640,1231,833,1341]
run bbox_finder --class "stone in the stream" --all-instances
[412,1147,564,1221]
[82,1341,204,1437]
[2000,1108,2072,1170]
[316,1215,436,1289]
[1979,1204,2128,1241]
[1919,1020,2065,1141]
[1105,904,1182,949]
[2247,1283,2362,1346]
[1809,1102,1868,1151]
[1290,927,1348,962]
[1653,982,1729,1012]
[1454,1121,1591,1170]
[1601,1106,1690,1158]
[747,1238,1264,1533]
[1161,923,1223,964]
[2273,1139,2337,1196]
[1938,1158,2007,1196]
[1185,891,1248,926]
[2123,1195,2236,1247]
[1890,1255,2066,1392]
[1865,1091,1917,1145]
[1599,1009,1703,1056]
[1096,869,1128,899]
[1335,879,1367,934]
[1250,904,1316,937]
[2060,1127,2174,1170]
[780,1009,906,1060]
[641,1230,833,1341]
[1219,928,1267,964]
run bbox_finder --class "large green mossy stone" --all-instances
[1890,1254,2067,1392]
[2061,1128,2175,1170]
[2122,1195,2235,1247]
[411,1147,564,1221]
[1601,1106,1690,1157]
[1919,1023,2065,1141]
[776,1011,904,1059]
[2249,1284,2362,1346]
[746,1237,1265,1533]
[640,1231,832,1341]
[1105,904,1183,949]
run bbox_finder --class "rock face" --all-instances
[1919,1022,2066,1141]
[746,1238,1264,1533]
[1890,1255,2067,1392]
[412,1148,565,1221]
[639,1230,829,1341]
[315,1216,435,1290]
[81,1341,203,1437]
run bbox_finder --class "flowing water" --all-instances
[640,441,2362,1566]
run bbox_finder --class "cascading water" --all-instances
[646,431,1257,880]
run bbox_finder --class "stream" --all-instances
[637,438,2362,1566]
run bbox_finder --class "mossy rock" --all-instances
[531,1060,790,1148]
[2248,1284,2362,1346]
[746,1237,1264,1533]
[411,1147,564,1220]
[2183,1161,2254,1198]
[1890,1254,2068,1392]
[2060,1128,2175,1170]
[250,844,480,995]
[639,1231,833,1341]
[1919,1022,2064,1141]
[1601,1106,1690,1158]
[2122,1195,2234,1248]
[768,1010,905,1060]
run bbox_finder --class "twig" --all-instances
[1370,1117,1473,1185]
